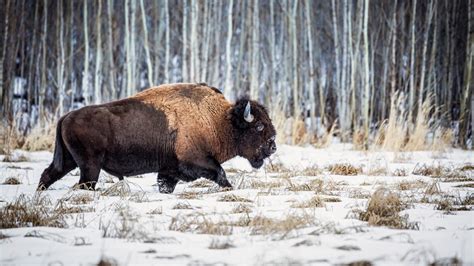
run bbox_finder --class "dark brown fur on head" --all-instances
[230,98,277,168]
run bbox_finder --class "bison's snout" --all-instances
[269,141,277,154]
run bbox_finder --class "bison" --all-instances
[37,83,277,193]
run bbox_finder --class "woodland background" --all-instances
[0,0,472,150]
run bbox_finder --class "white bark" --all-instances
[224,0,234,100]
[140,0,153,86]
[82,0,90,105]
[250,0,259,100]
[94,0,102,104]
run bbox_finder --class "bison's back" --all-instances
[61,97,179,176]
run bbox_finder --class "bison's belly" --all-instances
[102,145,178,177]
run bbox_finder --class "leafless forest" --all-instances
[0,0,472,149]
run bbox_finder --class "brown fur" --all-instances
[38,83,276,193]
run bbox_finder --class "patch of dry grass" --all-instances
[208,238,235,249]
[246,213,316,238]
[21,124,56,152]
[66,192,94,205]
[264,161,290,173]
[396,180,428,191]
[412,163,445,177]
[328,163,362,176]
[2,176,21,185]
[189,179,214,188]
[231,203,253,214]
[0,194,67,229]
[101,205,150,241]
[287,179,324,192]
[218,194,252,203]
[249,180,285,189]
[322,197,342,202]
[172,202,193,210]
[298,165,322,176]
[392,168,408,176]
[291,196,325,208]
[177,191,201,200]
[2,153,29,163]
[147,207,163,215]
[169,214,232,235]
[357,188,416,229]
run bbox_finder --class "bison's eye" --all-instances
[256,124,264,132]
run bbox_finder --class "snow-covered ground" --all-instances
[0,143,473,265]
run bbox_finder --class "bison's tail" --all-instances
[52,116,67,171]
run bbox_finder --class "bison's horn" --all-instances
[244,101,254,123]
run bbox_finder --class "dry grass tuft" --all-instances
[291,196,325,208]
[412,163,445,177]
[357,188,415,229]
[322,197,342,202]
[101,205,150,241]
[22,124,56,152]
[265,161,290,173]
[178,191,201,200]
[298,165,322,176]
[169,214,232,235]
[247,213,315,238]
[396,180,427,191]
[189,179,214,188]
[101,181,132,197]
[3,176,21,185]
[392,168,408,177]
[147,207,163,215]
[231,203,253,214]
[172,202,193,210]
[218,194,252,203]
[459,164,474,171]
[287,179,324,192]
[0,194,67,229]
[249,180,284,189]
[328,163,362,176]
[2,153,29,163]
[208,238,235,249]
[66,192,94,205]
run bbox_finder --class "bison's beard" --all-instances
[249,158,265,169]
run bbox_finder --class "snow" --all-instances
[0,144,473,265]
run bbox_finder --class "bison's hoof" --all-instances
[73,182,96,191]
[36,184,48,191]
[219,186,233,192]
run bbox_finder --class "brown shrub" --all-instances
[3,176,21,185]
[357,188,415,229]
[328,163,362,176]
[291,196,325,208]
[0,194,67,229]
[218,194,252,203]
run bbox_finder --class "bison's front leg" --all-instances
[179,159,232,189]
[157,174,179,194]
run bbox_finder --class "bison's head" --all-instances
[230,99,277,168]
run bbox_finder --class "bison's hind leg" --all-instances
[38,158,77,190]
[75,161,102,190]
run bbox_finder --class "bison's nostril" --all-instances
[270,144,277,153]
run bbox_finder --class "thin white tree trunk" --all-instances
[164,0,170,83]
[305,0,315,136]
[107,0,115,98]
[125,0,132,96]
[94,0,102,104]
[189,0,198,82]
[250,0,259,100]
[362,0,370,148]
[57,0,65,116]
[224,0,233,100]
[140,0,153,86]
[182,0,188,82]
[418,0,434,114]
[408,0,417,126]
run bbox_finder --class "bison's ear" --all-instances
[230,99,254,129]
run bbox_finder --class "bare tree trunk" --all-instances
[130,0,137,90]
[107,0,116,98]
[182,0,188,82]
[94,0,103,104]
[40,0,49,124]
[362,0,370,148]
[57,0,66,116]
[224,0,234,101]
[390,0,398,96]
[163,0,172,82]
[250,0,260,100]
[140,0,153,87]
[460,0,473,148]
[0,0,11,117]
[418,0,434,114]
[189,0,197,82]
[125,0,132,95]
[305,0,315,137]
[408,0,417,126]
